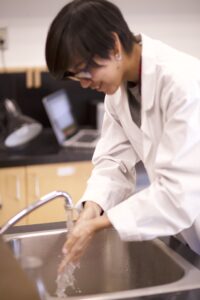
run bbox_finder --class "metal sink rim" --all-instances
[4,228,200,300]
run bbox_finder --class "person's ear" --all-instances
[112,32,123,61]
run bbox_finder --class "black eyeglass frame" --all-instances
[62,58,93,81]
[62,57,105,81]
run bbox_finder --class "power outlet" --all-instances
[0,27,8,50]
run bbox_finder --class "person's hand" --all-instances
[58,205,111,273]
[58,201,102,273]
[58,218,97,273]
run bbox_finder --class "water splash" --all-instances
[66,208,74,233]
[56,208,81,298]
[56,262,80,298]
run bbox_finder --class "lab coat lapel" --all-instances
[118,84,143,157]
[117,34,158,163]
[141,34,157,112]
[140,34,157,163]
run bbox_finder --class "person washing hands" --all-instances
[58,201,110,272]
[45,0,200,271]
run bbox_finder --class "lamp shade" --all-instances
[3,99,43,148]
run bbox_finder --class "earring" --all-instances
[115,53,122,61]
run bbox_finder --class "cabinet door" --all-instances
[0,167,27,226]
[26,161,93,224]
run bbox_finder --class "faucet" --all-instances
[0,191,73,235]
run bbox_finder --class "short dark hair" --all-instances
[45,0,136,80]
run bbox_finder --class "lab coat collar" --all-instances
[140,33,157,111]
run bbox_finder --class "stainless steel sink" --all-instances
[4,228,200,299]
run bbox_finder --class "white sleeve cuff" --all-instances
[106,203,142,241]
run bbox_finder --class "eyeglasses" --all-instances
[63,60,93,81]
[63,70,92,81]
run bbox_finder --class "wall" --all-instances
[0,0,200,68]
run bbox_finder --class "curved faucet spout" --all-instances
[0,191,73,235]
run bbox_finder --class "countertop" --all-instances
[1,129,200,299]
[0,129,94,168]
[0,129,147,186]
[0,129,94,299]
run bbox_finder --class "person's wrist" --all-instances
[83,201,103,218]
[92,214,111,232]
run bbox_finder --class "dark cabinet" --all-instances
[0,73,18,100]
[0,72,104,128]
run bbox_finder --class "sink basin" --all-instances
[4,228,200,299]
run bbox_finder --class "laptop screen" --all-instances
[42,89,78,144]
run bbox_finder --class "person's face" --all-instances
[65,53,125,95]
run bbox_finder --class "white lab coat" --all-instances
[77,34,200,254]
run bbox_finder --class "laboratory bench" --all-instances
[0,128,148,226]
[0,128,94,168]
[1,129,200,299]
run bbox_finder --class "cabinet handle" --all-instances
[34,176,40,198]
[0,195,3,209]
[34,68,41,88]
[26,68,34,88]
[15,176,21,201]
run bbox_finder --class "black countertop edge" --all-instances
[0,150,93,168]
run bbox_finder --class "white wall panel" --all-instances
[0,0,199,68]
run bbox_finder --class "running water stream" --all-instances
[56,208,81,298]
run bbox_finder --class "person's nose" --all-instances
[79,78,92,89]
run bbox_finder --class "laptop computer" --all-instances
[42,89,100,148]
